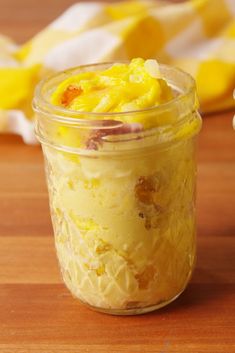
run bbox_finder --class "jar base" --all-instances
[79,288,185,316]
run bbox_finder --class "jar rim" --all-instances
[33,61,197,128]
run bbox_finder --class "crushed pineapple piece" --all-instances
[61,84,82,107]
[144,59,161,79]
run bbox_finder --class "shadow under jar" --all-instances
[33,63,202,315]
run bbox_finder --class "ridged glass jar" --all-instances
[33,63,202,315]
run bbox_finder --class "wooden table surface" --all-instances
[0,1,235,352]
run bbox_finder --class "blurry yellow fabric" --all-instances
[1,0,235,141]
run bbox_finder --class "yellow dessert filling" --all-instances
[51,58,173,115]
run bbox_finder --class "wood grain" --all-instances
[0,0,235,351]
[0,0,80,43]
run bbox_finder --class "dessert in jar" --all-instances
[34,58,202,315]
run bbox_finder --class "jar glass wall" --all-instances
[33,63,202,315]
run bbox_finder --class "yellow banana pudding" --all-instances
[51,58,173,113]
[34,59,202,314]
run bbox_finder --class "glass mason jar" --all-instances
[33,63,202,315]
